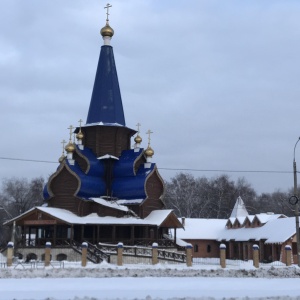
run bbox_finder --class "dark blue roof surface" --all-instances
[77,146,105,177]
[112,155,155,200]
[86,45,125,125]
[66,160,106,199]
[113,148,143,177]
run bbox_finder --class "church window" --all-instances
[194,244,199,252]
[207,245,211,253]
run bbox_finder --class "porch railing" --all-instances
[97,242,186,263]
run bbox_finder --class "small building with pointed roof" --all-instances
[174,197,298,264]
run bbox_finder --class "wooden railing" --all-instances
[97,242,186,263]
[69,240,110,264]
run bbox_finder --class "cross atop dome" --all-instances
[100,3,114,43]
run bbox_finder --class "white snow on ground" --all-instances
[1,261,300,300]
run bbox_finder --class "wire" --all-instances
[0,156,295,174]
[0,157,57,164]
[158,168,293,174]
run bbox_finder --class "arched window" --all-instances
[194,244,199,252]
[56,253,67,261]
[26,253,37,263]
[207,245,211,253]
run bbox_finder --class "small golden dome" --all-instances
[65,142,75,153]
[145,146,154,157]
[134,134,142,144]
[58,154,65,163]
[76,131,84,140]
[100,24,114,37]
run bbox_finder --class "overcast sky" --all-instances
[1,0,300,194]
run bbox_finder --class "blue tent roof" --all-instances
[86,45,125,126]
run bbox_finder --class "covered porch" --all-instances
[5,207,183,248]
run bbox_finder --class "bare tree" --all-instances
[164,173,257,218]
[0,177,45,246]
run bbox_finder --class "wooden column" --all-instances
[81,242,88,267]
[70,225,74,242]
[253,244,259,268]
[81,225,84,242]
[130,226,134,245]
[112,226,116,243]
[186,244,193,267]
[93,226,96,244]
[53,225,57,246]
[220,244,226,268]
[97,225,100,243]
[44,242,51,267]
[117,242,123,266]
[285,245,292,266]
[6,242,14,267]
[152,243,158,265]
[174,228,177,245]
[28,227,32,246]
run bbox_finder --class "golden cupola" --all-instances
[65,125,75,165]
[134,123,142,151]
[76,119,84,149]
[59,140,66,163]
[144,129,154,167]
[100,23,114,38]
[145,145,154,158]
[101,3,114,45]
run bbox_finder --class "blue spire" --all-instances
[86,44,125,126]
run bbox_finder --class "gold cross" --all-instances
[61,139,66,154]
[78,119,83,129]
[68,125,74,142]
[146,129,153,146]
[104,3,112,22]
[136,122,141,134]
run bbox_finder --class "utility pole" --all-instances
[292,137,300,267]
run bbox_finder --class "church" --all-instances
[5,6,182,255]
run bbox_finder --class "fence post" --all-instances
[285,245,292,266]
[45,242,52,267]
[117,242,123,266]
[81,242,88,267]
[152,242,158,265]
[6,242,14,267]
[252,244,259,268]
[186,244,193,267]
[220,244,226,268]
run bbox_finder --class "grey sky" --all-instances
[0,0,299,194]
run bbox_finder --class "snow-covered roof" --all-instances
[255,213,284,224]
[97,154,119,160]
[174,216,296,244]
[90,198,128,212]
[116,199,144,205]
[236,216,247,225]
[246,215,255,222]
[174,218,227,240]
[6,207,176,227]
[218,217,296,243]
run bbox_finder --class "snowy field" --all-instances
[1,261,300,300]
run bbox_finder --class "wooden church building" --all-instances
[5,8,182,250]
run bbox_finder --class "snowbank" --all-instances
[1,261,300,279]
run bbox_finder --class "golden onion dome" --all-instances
[76,131,84,140]
[58,154,65,163]
[65,142,75,153]
[144,146,154,157]
[134,134,142,144]
[100,24,114,37]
